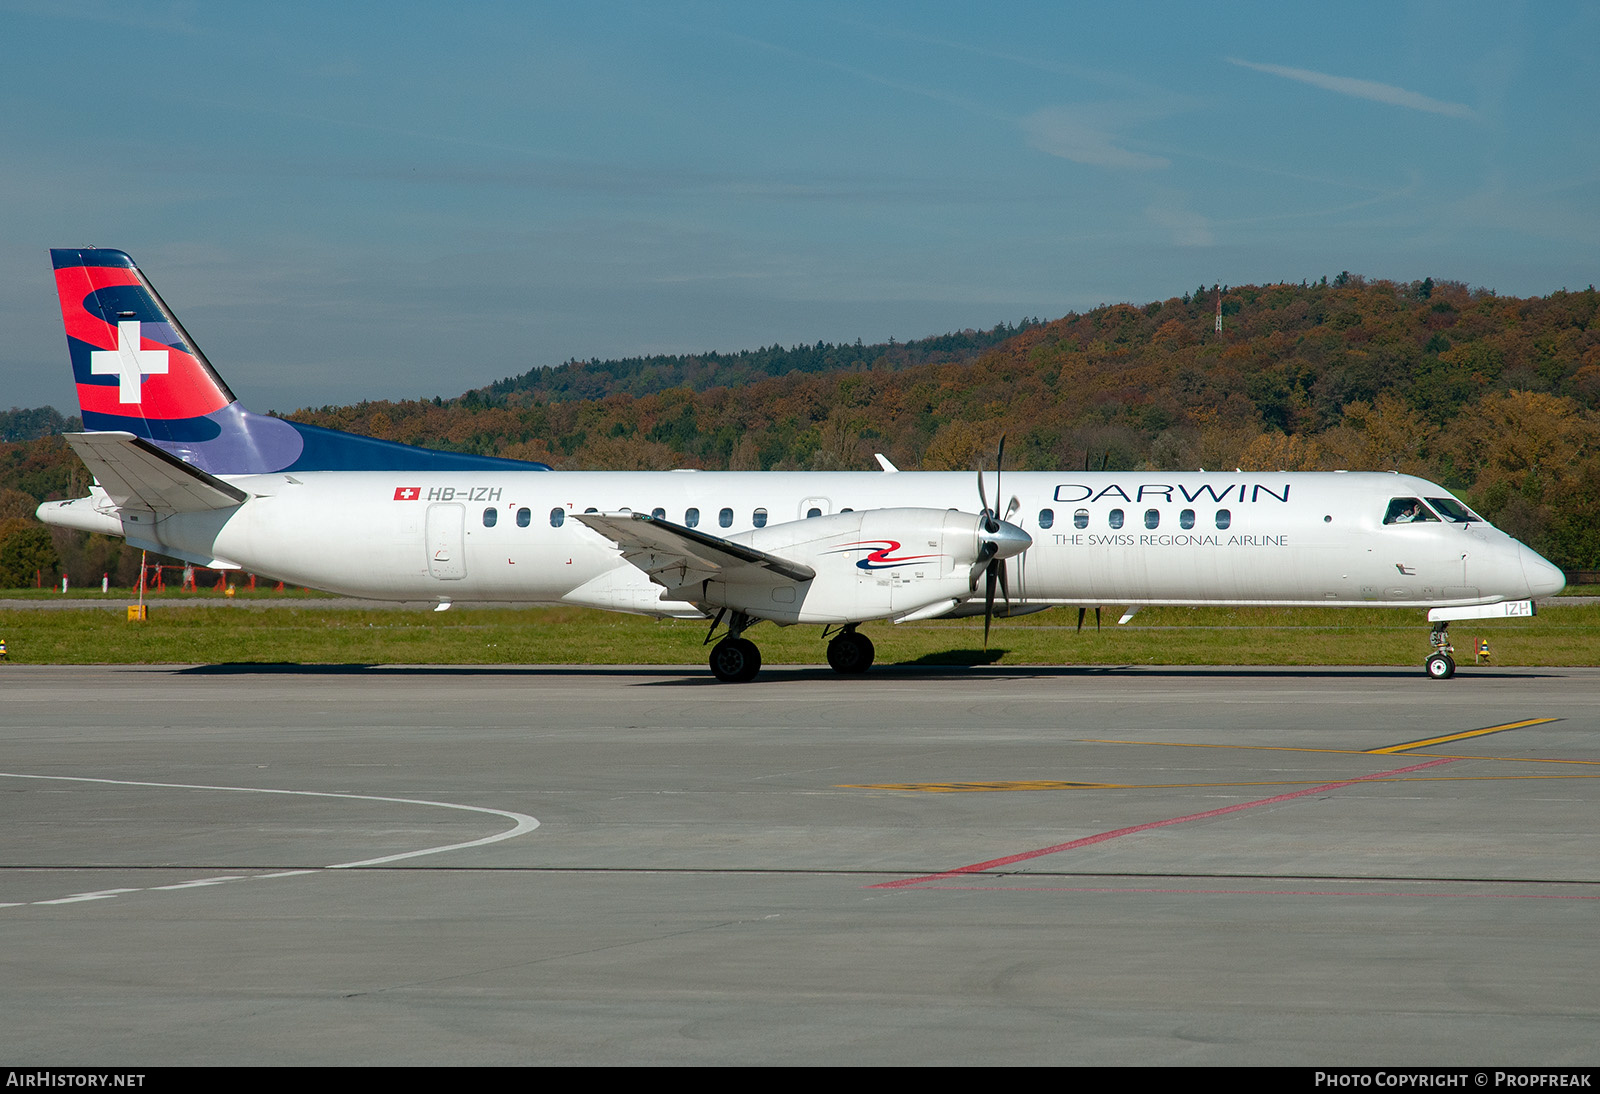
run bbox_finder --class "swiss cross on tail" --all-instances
[394,487,420,501]
[89,321,169,403]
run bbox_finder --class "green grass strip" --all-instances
[1,603,1594,667]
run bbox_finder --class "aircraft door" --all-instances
[426,503,467,580]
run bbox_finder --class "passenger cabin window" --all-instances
[1074,509,1089,529]
[549,508,565,528]
[1179,508,1195,529]
[1108,509,1124,529]
[1144,509,1159,530]
[651,507,666,520]
[806,507,822,518]
[1215,509,1231,530]
[1384,498,1439,525]
[482,507,497,527]
[516,507,531,528]
[753,508,768,528]
[685,507,700,528]
[719,507,733,528]
[1038,508,1054,529]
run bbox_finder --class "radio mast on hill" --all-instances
[1215,288,1223,333]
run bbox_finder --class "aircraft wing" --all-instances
[63,431,249,514]
[574,512,815,591]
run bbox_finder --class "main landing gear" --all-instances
[1425,622,1456,680]
[705,614,879,682]
[709,635,762,683]
[825,626,875,675]
[707,610,763,683]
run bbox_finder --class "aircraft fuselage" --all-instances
[41,468,1565,613]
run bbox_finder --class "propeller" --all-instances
[973,436,1029,648]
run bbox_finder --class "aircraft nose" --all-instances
[1520,544,1566,599]
[988,520,1032,560]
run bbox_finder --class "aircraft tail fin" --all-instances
[50,248,549,476]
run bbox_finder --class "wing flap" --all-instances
[64,431,249,514]
[574,512,815,590]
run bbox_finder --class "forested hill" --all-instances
[477,320,1043,403]
[5,274,1600,573]
[0,406,79,443]
[280,274,1600,568]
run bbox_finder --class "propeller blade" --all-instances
[994,436,1005,529]
[969,438,1020,651]
[983,561,998,649]
[977,437,1007,533]
[1077,607,1086,633]
[969,538,998,588]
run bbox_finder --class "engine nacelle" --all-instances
[702,507,1027,625]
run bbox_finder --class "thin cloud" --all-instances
[1146,202,1214,247]
[1228,58,1477,120]
[1022,106,1169,170]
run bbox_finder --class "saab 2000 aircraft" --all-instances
[37,248,1565,681]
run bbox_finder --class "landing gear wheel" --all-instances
[826,631,876,675]
[1425,652,1456,680]
[710,637,761,683]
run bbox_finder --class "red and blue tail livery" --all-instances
[51,248,549,475]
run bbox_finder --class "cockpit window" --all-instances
[1426,497,1480,523]
[1384,497,1440,524]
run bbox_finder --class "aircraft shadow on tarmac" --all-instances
[171,661,1564,683]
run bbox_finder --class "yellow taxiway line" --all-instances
[846,717,1579,792]
[1364,717,1559,753]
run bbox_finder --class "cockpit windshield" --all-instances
[1426,497,1480,523]
[1383,497,1440,524]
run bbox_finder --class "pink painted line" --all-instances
[869,756,1460,890]
[915,885,1600,901]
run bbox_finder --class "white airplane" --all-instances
[37,248,1565,681]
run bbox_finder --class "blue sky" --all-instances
[3,1,1596,414]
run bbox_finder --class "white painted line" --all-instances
[326,796,540,867]
[6,869,329,913]
[0,772,542,904]
[37,888,140,904]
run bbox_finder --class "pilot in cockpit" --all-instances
[1384,498,1437,524]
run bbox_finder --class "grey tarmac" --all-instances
[1,663,1596,1065]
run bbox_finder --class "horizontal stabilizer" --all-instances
[63,431,248,514]
[575,512,816,589]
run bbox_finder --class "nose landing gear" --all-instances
[1425,622,1456,679]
